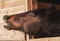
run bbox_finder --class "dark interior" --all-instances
[38,0,60,4]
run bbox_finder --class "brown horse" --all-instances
[3,8,60,41]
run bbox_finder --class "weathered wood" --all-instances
[30,37,60,41]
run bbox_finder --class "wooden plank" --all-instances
[30,37,60,41]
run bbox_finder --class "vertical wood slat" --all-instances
[27,0,38,11]
[32,0,38,10]
[27,0,33,11]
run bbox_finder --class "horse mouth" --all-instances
[4,22,24,31]
[4,25,12,30]
[4,22,13,30]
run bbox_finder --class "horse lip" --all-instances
[4,25,12,30]
[4,22,13,28]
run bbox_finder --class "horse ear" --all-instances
[28,12,35,17]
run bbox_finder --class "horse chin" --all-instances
[4,25,12,30]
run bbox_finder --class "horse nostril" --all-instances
[3,15,10,20]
